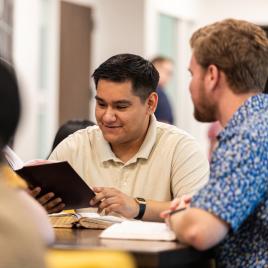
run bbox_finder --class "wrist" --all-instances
[134,197,146,220]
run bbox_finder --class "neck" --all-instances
[217,89,258,127]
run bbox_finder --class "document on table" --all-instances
[99,220,176,241]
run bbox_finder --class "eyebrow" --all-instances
[95,96,132,105]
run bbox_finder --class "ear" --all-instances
[204,64,220,92]
[147,92,158,114]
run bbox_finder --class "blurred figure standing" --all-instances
[151,56,174,124]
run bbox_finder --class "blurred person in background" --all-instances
[151,56,174,124]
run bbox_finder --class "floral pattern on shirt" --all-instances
[192,94,268,268]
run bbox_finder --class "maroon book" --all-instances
[16,161,95,210]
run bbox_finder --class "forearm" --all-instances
[169,208,229,250]
[142,200,171,221]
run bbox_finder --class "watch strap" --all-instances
[134,197,146,220]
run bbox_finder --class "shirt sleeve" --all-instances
[171,136,210,198]
[191,130,268,231]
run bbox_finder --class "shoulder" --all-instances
[155,121,207,157]
[239,111,268,145]
[156,121,197,143]
[49,125,101,159]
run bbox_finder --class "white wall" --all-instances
[12,0,268,159]
[144,0,209,153]
[197,0,268,26]
[13,0,40,160]
[13,0,60,161]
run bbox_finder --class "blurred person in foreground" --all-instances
[162,19,268,268]
[151,56,174,124]
[49,53,209,221]
[0,58,52,268]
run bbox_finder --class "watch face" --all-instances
[136,197,146,204]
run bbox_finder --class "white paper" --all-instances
[100,221,176,241]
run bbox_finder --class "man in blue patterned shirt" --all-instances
[162,19,268,267]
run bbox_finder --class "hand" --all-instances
[90,187,139,218]
[160,195,191,224]
[28,186,65,214]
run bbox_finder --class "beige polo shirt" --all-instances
[49,116,209,201]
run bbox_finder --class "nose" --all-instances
[102,107,116,123]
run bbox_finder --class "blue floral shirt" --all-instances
[191,94,268,268]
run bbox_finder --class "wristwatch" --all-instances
[134,197,146,220]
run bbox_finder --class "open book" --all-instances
[49,212,126,229]
[100,221,176,241]
[3,146,95,210]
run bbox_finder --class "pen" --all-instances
[168,207,186,216]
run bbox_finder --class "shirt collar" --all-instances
[218,93,268,141]
[96,115,157,164]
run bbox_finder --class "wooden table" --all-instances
[52,228,212,268]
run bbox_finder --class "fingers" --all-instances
[90,187,136,218]
[160,209,171,219]
[183,195,192,206]
[43,197,62,210]
[36,192,65,214]
[45,202,65,214]
[102,203,121,215]
[98,196,117,210]
[90,187,119,206]
[37,192,55,205]
[28,186,41,198]
[160,195,192,220]
[170,198,180,210]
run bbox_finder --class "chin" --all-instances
[194,110,216,123]
[102,133,120,144]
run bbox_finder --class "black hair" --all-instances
[51,119,95,152]
[0,58,20,153]
[92,53,159,102]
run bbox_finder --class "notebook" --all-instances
[100,220,176,241]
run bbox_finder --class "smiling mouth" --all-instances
[103,125,121,128]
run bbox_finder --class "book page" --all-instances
[3,146,59,169]
[3,146,24,170]
[78,212,126,223]
[100,221,176,241]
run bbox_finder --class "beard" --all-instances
[193,92,218,122]
[194,104,217,122]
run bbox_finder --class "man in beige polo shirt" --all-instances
[49,53,209,221]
